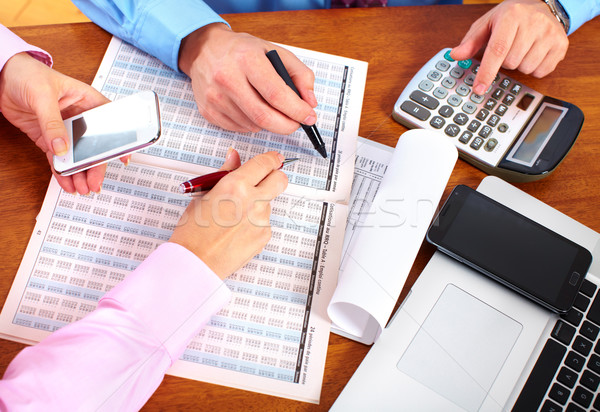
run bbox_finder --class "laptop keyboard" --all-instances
[513,278,600,412]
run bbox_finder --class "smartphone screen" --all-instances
[426,185,592,313]
[54,90,161,176]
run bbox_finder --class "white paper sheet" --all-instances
[328,130,458,344]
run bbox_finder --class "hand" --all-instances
[450,0,569,95]
[170,149,289,279]
[0,52,129,195]
[178,23,318,135]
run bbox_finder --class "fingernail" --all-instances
[277,153,285,164]
[303,113,317,125]
[124,157,130,167]
[474,83,486,95]
[226,146,234,161]
[52,138,68,156]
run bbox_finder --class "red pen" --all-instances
[178,158,299,194]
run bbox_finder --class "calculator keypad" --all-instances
[393,48,543,167]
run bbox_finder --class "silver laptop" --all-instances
[332,176,600,411]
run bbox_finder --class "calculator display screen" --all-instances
[506,103,567,167]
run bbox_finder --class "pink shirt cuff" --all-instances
[0,24,53,73]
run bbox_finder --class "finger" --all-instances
[119,155,131,166]
[276,47,318,108]
[531,45,566,78]
[246,54,316,128]
[72,171,91,195]
[33,92,70,156]
[255,169,289,200]
[85,163,107,193]
[473,21,518,95]
[233,151,285,187]
[219,148,242,171]
[450,16,492,61]
[199,85,261,133]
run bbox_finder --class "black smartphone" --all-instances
[426,185,592,313]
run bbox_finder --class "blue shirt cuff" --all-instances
[558,0,600,35]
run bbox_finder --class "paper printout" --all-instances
[328,131,458,345]
[0,37,367,403]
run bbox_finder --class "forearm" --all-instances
[0,242,231,410]
[71,0,229,71]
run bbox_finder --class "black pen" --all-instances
[266,50,328,159]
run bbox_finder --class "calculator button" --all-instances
[409,90,439,110]
[456,84,471,96]
[427,70,443,82]
[487,115,500,127]
[495,104,508,116]
[484,99,497,110]
[485,138,498,152]
[444,50,454,62]
[470,136,484,150]
[472,65,479,74]
[418,80,434,92]
[498,123,509,133]
[479,125,493,139]
[510,83,523,95]
[470,93,484,104]
[448,95,463,107]
[464,73,476,86]
[459,131,473,144]
[400,100,431,121]
[492,89,504,100]
[453,113,468,125]
[493,74,501,84]
[500,78,511,89]
[450,67,465,79]
[435,60,451,72]
[475,109,489,121]
[462,102,477,114]
[467,119,481,132]
[503,94,516,106]
[442,77,457,89]
[438,105,454,118]
[458,59,472,69]
[433,87,448,99]
[445,124,460,137]
[430,116,445,129]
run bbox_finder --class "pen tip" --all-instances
[317,145,328,158]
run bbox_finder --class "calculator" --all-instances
[392,48,584,182]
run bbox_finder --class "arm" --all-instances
[73,0,318,135]
[450,0,599,96]
[0,150,288,410]
[0,24,119,195]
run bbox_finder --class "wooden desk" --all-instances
[2,5,599,410]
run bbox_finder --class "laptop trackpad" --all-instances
[397,284,522,411]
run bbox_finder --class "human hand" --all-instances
[169,149,289,279]
[450,0,568,95]
[0,52,129,195]
[178,23,318,135]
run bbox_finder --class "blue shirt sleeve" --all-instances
[559,0,600,35]
[72,0,229,72]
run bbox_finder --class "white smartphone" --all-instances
[53,90,161,176]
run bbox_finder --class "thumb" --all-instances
[34,95,69,156]
[220,147,241,171]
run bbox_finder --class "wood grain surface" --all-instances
[1,5,599,410]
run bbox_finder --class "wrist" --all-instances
[178,23,230,76]
[541,0,570,33]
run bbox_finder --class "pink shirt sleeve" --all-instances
[0,24,52,72]
[0,242,232,411]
